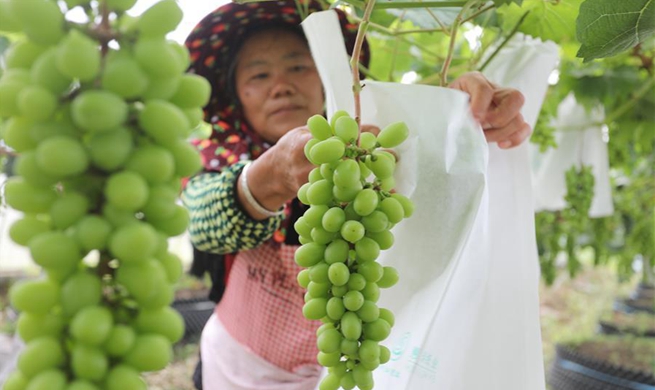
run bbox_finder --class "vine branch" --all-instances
[439,0,475,86]
[351,0,376,136]
[478,10,529,72]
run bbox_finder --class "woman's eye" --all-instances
[291,65,309,72]
[251,73,268,80]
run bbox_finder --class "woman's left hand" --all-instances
[449,71,531,149]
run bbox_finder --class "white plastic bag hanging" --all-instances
[303,11,550,390]
[533,93,614,217]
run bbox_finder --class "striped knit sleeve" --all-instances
[181,161,284,254]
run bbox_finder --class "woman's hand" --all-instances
[449,71,531,149]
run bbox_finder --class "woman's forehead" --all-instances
[236,28,310,64]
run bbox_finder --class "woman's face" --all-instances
[234,28,324,144]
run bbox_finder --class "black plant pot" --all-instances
[548,344,655,390]
[171,297,215,341]
[598,320,655,338]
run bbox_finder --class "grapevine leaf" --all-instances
[496,0,582,43]
[576,0,655,62]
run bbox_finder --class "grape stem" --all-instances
[98,0,112,56]
[350,0,376,144]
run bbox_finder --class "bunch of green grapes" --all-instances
[562,164,595,277]
[295,112,414,390]
[0,1,208,389]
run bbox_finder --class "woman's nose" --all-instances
[269,74,295,98]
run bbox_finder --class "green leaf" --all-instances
[497,0,582,43]
[576,0,655,62]
[493,0,523,6]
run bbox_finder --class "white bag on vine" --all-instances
[303,11,549,390]
[533,93,614,217]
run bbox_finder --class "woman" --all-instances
[182,1,530,389]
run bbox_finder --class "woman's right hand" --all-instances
[236,126,314,220]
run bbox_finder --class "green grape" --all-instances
[356,300,380,322]
[320,162,337,181]
[9,278,60,314]
[108,222,157,264]
[101,55,148,98]
[340,339,358,356]
[308,114,333,140]
[72,91,128,132]
[355,237,380,262]
[358,261,383,283]
[138,100,189,146]
[358,131,377,150]
[134,306,185,344]
[71,344,108,381]
[311,226,336,245]
[2,370,28,390]
[361,210,388,233]
[365,152,394,179]
[115,260,168,304]
[377,266,399,288]
[294,242,325,267]
[363,319,391,341]
[294,217,312,240]
[56,30,100,82]
[126,145,175,184]
[4,40,47,70]
[327,262,349,286]
[0,81,26,118]
[36,135,88,177]
[0,68,31,84]
[297,182,311,205]
[68,380,101,390]
[309,262,330,284]
[156,251,184,283]
[326,297,345,320]
[142,74,180,100]
[317,351,341,367]
[3,117,37,152]
[303,298,328,320]
[60,272,102,317]
[87,126,134,171]
[324,239,349,264]
[50,192,89,230]
[102,202,136,227]
[138,0,183,38]
[331,284,348,298]
[0,1,21,32]
[340,220,365,243]
[332,180,362,202]
[17,337,64,378]
[74,215,113,252]
[104,325,136,357]
[319,373,341,390]
[353,188,378,217]
[379,197,404,223]
[307,180,333,205]
[123,334,174,372]
[106,0,138,12]
[329,110,350,128]
[105,365,147,390]
[379,175,395,192]
[342,290,364,311]
[366,230,394,250]
[297,268,311,288]
[347,273,367,291]
[29,231,80,270]
[377,121,409,148]
[168,40,191,70]
[334,116,359,143]
[17,85,57,121]
[11,0,64,45]
[307,281,330,297]
[359,340,380,363]
[169,74,212,108]
[333,159,360,188]
[340,311,362,341]
[317,328,342,354]
[24,369,67,390]
[303,205,329,227]
[361,282,380,302]
[352,365,374,388]
[9,215,50,246]
[29,121,77,143]
[380,308,396,326]
[310,138,346,164]
[70,306,114,345]
[183,107,204,128]
[31,48,72,94]
[341,372,356,390]
[134,38,184,79]
[147,204,189,237]
[105,171,149,212]
[379,345,391,364]
[308,167,323,183]
[391,193,415,217]
[304,138,320,164]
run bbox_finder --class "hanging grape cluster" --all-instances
[295,111,414,390]
[0,1,208,389]
[563,164,595,277]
